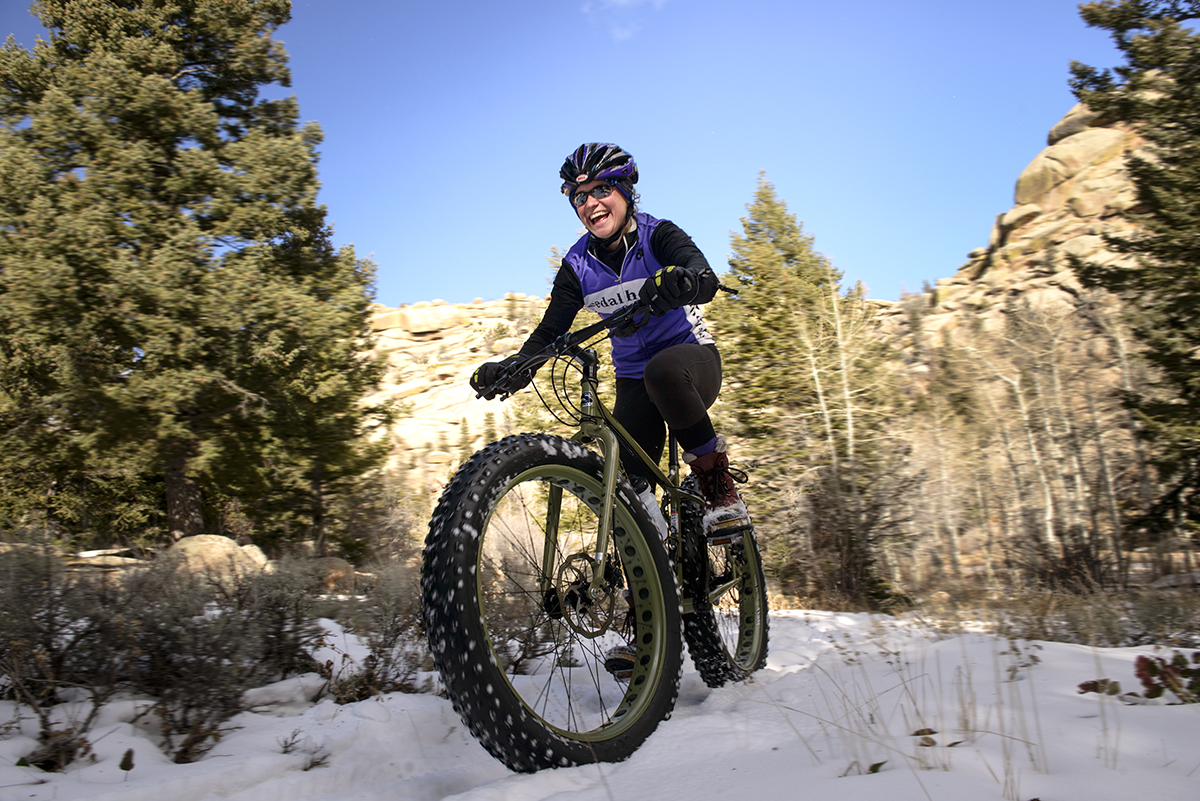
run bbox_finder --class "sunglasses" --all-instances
[570,183,618,208]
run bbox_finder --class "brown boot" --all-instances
[684,437,751,544]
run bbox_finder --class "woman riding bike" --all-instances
[470,143,751,673]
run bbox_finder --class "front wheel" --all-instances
[680,476,769,688]
[422,434,683,772]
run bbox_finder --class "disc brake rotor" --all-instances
[555,553,619,638]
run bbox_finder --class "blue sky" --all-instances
[3,0,1124,306]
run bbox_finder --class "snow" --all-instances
[2,611,1197,801]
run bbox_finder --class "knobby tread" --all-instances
[422,433,684,772]
[679,476,770,689]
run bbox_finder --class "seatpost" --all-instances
[667,432,680,486]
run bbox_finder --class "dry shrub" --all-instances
[122,559,325,762]
[0,546,130,770]
[323,560,430,702]
[913,583,1200,648]
[1125,589,1200,646]
[0,550,325,768]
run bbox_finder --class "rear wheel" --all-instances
[680,475,769,687]
[422,434,683,772]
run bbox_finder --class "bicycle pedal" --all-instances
[706,518,750,546]
[604,644,636,680]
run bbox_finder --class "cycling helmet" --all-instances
[560,143,638,203]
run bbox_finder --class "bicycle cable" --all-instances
[541,328,610,427]
[528,355,581,428]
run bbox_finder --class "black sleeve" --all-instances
[648,220,712,275]
[518,262,584,360]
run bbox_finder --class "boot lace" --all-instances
[698,462,749,508]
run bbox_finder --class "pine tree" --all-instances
[715,174,834,439]
[710,175,904,606]
[0,0,386,543]
[1069,0,1200,529]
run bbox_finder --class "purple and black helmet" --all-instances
[560,143,638,203]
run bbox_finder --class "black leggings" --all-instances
[613,343,721,483]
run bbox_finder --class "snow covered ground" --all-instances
[2,610,1197,801]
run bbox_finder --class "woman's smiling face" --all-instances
[573,180,629,241]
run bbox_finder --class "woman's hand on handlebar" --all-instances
[470,355,532,400]
[638,266,719,315]
[469,293,676,400]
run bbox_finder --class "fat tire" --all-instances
[422,433,683,772]
[679,475,769,688]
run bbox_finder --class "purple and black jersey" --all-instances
[521,213,715,379]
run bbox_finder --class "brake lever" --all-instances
[611,307,650,337]
[474,364,513,401]
[476,355,542,401]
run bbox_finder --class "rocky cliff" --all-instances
[878,103,1142,344]
[363,294,547,487]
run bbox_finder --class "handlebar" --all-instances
[475,281,738,400]
[474,299,652,400]
[561,296,654,349]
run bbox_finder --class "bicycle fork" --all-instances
[537,347,703,615]
[536,348,622,608]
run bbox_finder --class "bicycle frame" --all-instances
[537,339,705,613]
[432,288,766,772]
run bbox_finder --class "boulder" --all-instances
[1015,285,1078,313]
[371,306,468,335]
[1068,172,1135,218]
[67,555,143,568]
[390,377,433,400]
[1015,128,1129,205]
[165,534,259,581]
[1047,102,1104,145]
[1001,204,1042,232]
[490,336,525,354]
[241,543,270,569]
[1057,234,1108,259]
[1149,571,1200,589]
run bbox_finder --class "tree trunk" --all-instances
[164,450,205,541]
[1088,393,1126,585]
[311,470,327,557]
[930,423,963,580]
[1008,376,1060,556]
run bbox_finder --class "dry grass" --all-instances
[904,584,1200,649]
[757,613,1125,800]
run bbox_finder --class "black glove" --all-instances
[639,266,719,316]
[470,355,531,399]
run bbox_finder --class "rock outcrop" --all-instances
[364,293,547,490]
[879,103,1142,344]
